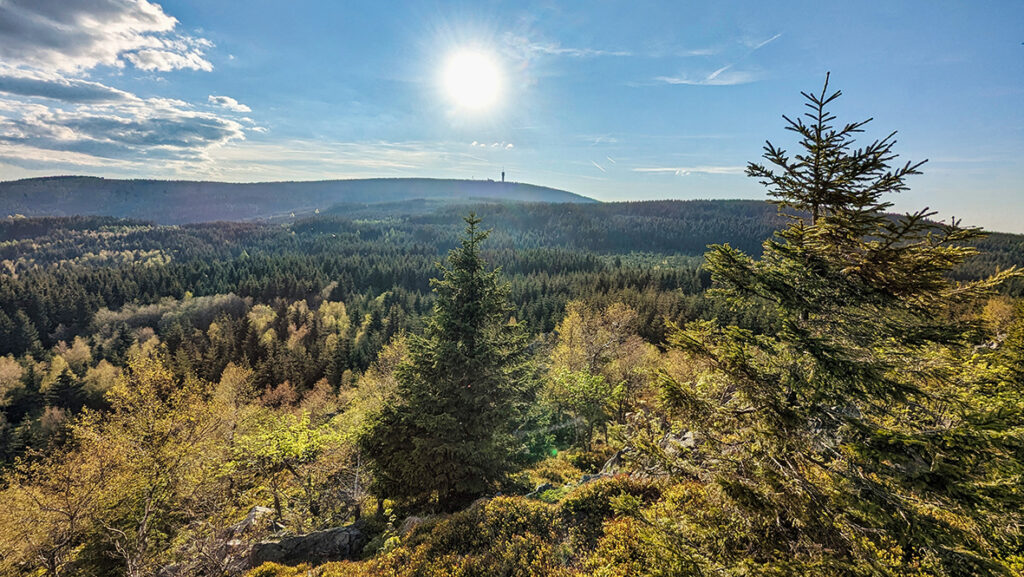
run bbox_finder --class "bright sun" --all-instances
[443,50,502,112]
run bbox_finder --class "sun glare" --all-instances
[443,50,502,112]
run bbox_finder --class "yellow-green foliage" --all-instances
[559,475,661,549]
[246,562,314,577]
[0,354,22,406]
[251,496,572,577]
[545,301,659,448]
[57,336,93,374]
[524,454,585,487]
[245,477,667,577]
[0,345,370,577]
[583,518,660,577]
[319,300,350,335]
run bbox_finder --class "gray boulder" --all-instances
[251,523,366,567]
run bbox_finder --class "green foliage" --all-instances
[245,562,313,577]
[244,479,663,577]
[548,369,616,448]
[287,497,570,577]
[628,75,1024,575]
[545,301,658,449]
[559,475,662,550]
[236,412,335,471]
[359,215,533,511]
[562,447,616,475]
[0,347,369,577]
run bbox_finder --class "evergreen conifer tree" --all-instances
[44,368,87,413]
[326,335,352,389]
[631,75,1023,575]
[359,215,530,512]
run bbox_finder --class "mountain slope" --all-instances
[0,176,595,224]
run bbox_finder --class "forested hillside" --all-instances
[0,176,593,224]
[2,195,1023,459]
[0,80,1022,577]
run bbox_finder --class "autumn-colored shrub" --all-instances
[560,476,661,550]
[582,518,652,577]
[245,562,311,577]
[524,453,586,487]
[562,444,617,474]
[268,496,574,577]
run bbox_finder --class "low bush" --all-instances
[560,476,661,549]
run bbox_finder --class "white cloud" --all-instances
[126,48,213,72]
[208,95,252,113]
[0,94,246,168]
[633,166,746,176]
[0,133,514,182]
[0,2,260,174]
[0,0,212,73]
[590,160,606,173]
[0,66,132,102]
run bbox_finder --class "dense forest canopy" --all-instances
[0,79,1022,577]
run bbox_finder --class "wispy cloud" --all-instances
[590,160,606,173]
[654,68,757,86]
[534,45,631,58]
[749,33,783,51]
[126,42,214,72]
[503,34,631,60]
[0,137,506,182]
[194,139,519,181]
[471,141,515,150]
[707,65,732,82]
[633,166,746,176]
[682,47,719,57]
[580,134,619,145]
[653,33,781,87]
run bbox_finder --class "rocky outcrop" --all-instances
[229,506,279,539]
[250,523,366,567]
[399,515,426,536]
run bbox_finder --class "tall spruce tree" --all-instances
[358,214,530,511]
[629,75,1023,575]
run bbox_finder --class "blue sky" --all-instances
[0,1,1021,232]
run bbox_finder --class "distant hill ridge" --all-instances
[0,176,595,224]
